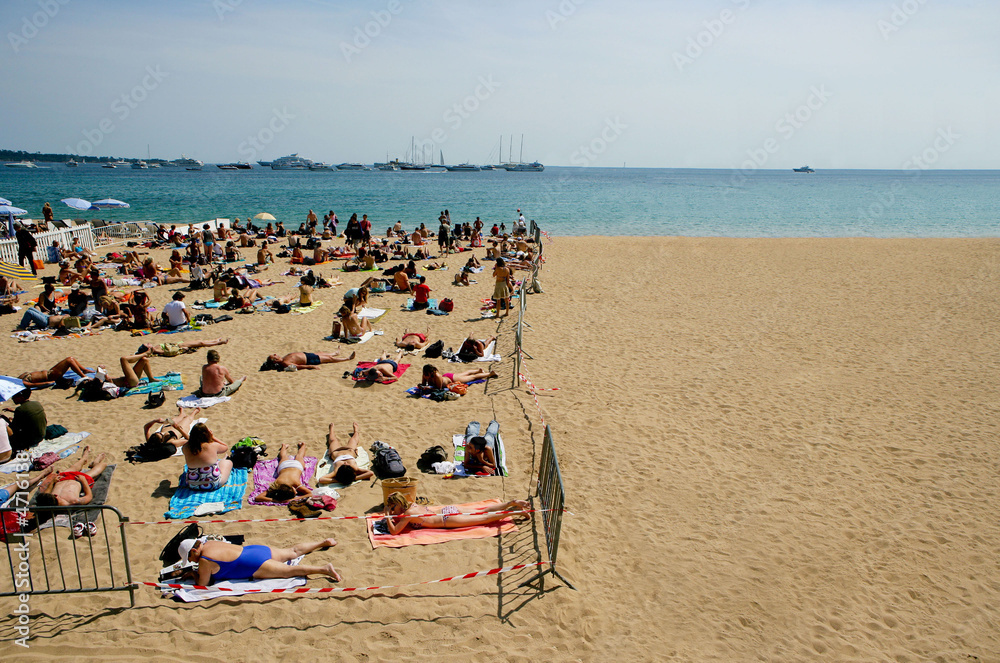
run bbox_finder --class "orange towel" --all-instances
[366,499,518,549]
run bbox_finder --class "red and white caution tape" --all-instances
[124,507,556,527]
[517,360,560,429]
[141,561,549,594]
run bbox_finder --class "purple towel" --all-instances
[249,455,318,506]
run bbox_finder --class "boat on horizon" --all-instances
[66,159,79,167]
[793,165,815,173]
[218,162,253,170]
[504,161,544,172]
[6,160,39,168]
[270,154,314,170]
[445,163,481,172]
[336,162,368,171]
[165,155,204,168]
[131,161,149,169]
[309,163,335,171]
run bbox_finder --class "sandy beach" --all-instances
[2,236,999,661]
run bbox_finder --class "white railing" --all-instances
[0,223,96,265]
[92,222,158,247]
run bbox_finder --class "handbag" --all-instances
[438,298,454,312]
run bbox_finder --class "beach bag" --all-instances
[44,424,68,439]
[423,340,444,359]
[159,523,202,567]
[438,298,454,312]
[370,441,405,479]
[145,390,166,408]
[194,313,214,325]
[31,452,59,471]
[229,437,266,469]
[448,383,467,396]
[417,445,448,473]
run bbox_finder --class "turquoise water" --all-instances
[1,165,998,237]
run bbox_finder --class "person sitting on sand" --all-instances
[255,442,313,503]
[142,258,190,285]
[224,241,242,262]
[18,356,91,388]
[34,446,108,507]
[256,245,273,266]
[127,290,153,329]
[463,419,499,475]
[1,389,46,454]
[420,364,497,390]
[195,350,245,398]
[142,406,203,449]
[260,350,355,372]
[139,337,229,358]
[319,421,374,486]
[384,492,529,534]
[393,269,412,294]
[336,304,372,340]
[182,423,231,491]
[458,334,497,360]
[394,327,432,352]
[178,536,341,585]
[298,271,314,306]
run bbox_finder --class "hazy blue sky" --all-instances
[2,0,997,168]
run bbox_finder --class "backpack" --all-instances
[424,340,444,359]
[369,441,406,479]
[229,437,267,469]
[438,298,454,312]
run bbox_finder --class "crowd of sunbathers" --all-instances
[3,207,541,587]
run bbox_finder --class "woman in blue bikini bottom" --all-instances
[179,537,342,585]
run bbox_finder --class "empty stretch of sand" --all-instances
[1,236,999,661]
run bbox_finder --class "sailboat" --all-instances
[503,134,544,171]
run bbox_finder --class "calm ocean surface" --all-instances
[1,165,998,238]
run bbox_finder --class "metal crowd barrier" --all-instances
[521,426,575,590]
[1,504,136,608]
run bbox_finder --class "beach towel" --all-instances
[449,340,501,363]
[176,395,231,408]
[166,467,249,519]
[350,362,410,384]
[291,301,323,314]
[451,433,509,477]
[248,456,319,505]
[35,465,116,529]
[357,307,387,320]
[0,432,90,474]
[403,298,437,311]
[125,373,183,396]
[314,447,370,491]
[406,378,486,400]
[337,330,374,345]
[366,499,518,549]
[164,558,306,602]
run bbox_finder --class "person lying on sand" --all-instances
[35,446,108,506]
[72,354,159,396]
[394,327,432,352]
[384,492,529,534]
[420,364,497,389]
[319,421,374,486]
[459,334,497,359]
[349,352,402,383]
[138,337,229,358]
[0,466,53,503]
[18,356,91,388]
[178,536,341,585]
[255,442,313,503]
[463,419,499,475]
[261,350,356,372]
[143,406,203,449]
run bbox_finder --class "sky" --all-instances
[1,0,997,169]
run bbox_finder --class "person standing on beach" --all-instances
[15,224,37,275]
[42,202,54,225]
[201,224,215,254]
[492,258,512,318]
[195,350,246,398]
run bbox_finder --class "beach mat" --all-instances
[35,464,116,528]
[291,301,323,314]
[366,499,517,549]
[166,467,249,519]
[0,432,90,474]
[164,559,307,602]
[177,395,231,408]
[248,456,319,505]
[125,373,183,396]
[403,298,437,311]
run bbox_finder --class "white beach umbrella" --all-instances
[0,205,28,216]
[0,197,11,206]
[62,197,96,211]
[92,198,130,209]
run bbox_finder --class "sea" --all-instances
[1,165,998,237]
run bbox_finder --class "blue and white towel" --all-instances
[165,467,249,519]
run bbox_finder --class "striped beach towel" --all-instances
[165,467,249,519]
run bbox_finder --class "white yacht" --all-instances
[336,162,367,171]
[445,163,481,172]
[270,154,314,170]
[309,162,335,171]
[66,159,80,167]
[503,161,544,172]
[167,155,205,168]
[131,161,149,169]
[5,161,39,168]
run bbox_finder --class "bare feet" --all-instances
[322,563,342,582]
[488,370,498,379]
[352,421,360,436]
[90,452,106,467]
[296,441,305,451]
[320,537,337,549]
[347,351,356,360]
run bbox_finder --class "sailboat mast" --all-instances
[509,135,513,163]
[520,134,524,164]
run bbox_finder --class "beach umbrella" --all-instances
[0,197,11,206]
[0,260,38,281]
[62,197,96,211]
[0,376,27,403]
[92,198,130,209]
[253,212,276,221]
[0,205,27,216]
